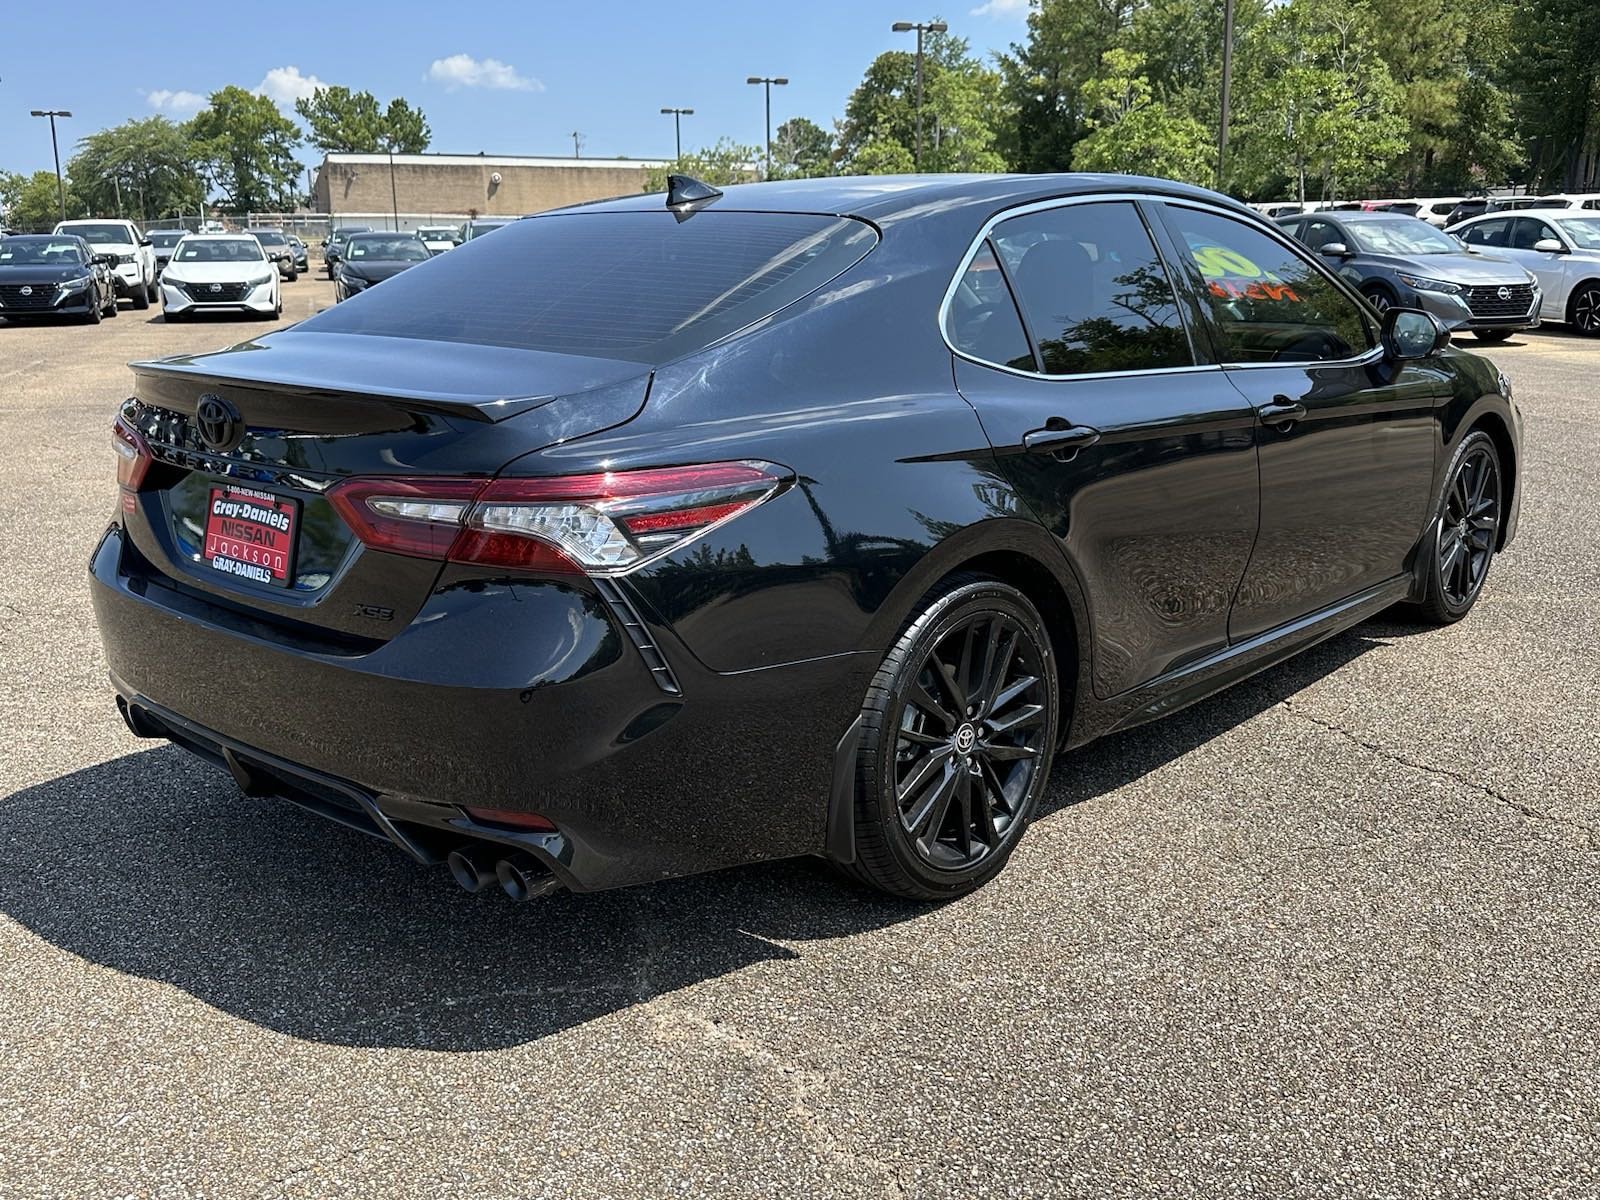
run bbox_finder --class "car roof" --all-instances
[549,173,1252,226]
[178,233,258,241]
[346,230,420,238]
[4,232,83,242]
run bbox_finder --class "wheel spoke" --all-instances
[904,759,957,837]
[982,741,1040,763]
[978,755,1015,816]
[955,622,978,713]
[907,682,958,731]
[952,767,973,857]
[987,702,1045,737]
[896,725,946,747]
[933,656,969,717]
[897,744,954,806]
[1439,536,1463,577]
[974,619,1005,715]
[1468,456,1489,508]
[972,764,1000,846]
[987,674,1039,722]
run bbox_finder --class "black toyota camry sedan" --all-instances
[91,174,1522,903]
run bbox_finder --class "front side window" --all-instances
[989,201,1192,376]
[1300,220,1346,252]
[1161,205,1374,364]
[1510,218,1560,250]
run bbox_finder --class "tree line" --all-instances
[666,0,1600,200]
[1,86,430,230]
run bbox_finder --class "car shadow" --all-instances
[0,624,1390,1051]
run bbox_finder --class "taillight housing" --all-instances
[112,416,153,492]
[327,461,788,576]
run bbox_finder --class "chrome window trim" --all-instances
[939,189,1385,378]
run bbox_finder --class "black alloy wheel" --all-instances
[1571,284,1600,336]
[847,576,1059,900]
[1413,430,1502,623]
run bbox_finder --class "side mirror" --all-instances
[93,253,114,266]
[320,239,330,247]
[1532,238,1566,253]
[1317,242,1351,257]
[1382,308,1449,360]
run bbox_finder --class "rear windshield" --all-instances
[147,230,187,246]
[249,230,288,245]
[59,223,134,244]
[301,210,879,363]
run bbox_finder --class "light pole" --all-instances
[571,131,583,158]
[746,76,788,179]
[891,21,946,171]
[386,141,400,231]
[660,107,694,161]
[29,110,72,222]
[1217,0,1235,191]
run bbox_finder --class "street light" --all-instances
[660,107,695,161]
[890,21,947,171]
[746,76,788,179]
[29,110,72,222]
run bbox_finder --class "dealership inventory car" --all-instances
[1449,209,1600,334]
[53,218,157,309]
[145,228,188,276]
[0,233,118,323]
[460,217,516,241]
[158,233,281,321]
[286,234,310,274]
[244,228,299,281]
[93,174,1521,903]
[1277,210,1539,341]
[322,226,372,278]
[332,232,431,301]
[416,224,462,254]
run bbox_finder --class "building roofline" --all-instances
[317,153,669,170]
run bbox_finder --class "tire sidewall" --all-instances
[859,579,1060,897]
[1424,430,1502,620]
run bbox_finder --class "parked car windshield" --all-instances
[0,237,84,265]
[345,236,430,261]
[304,210,879,363]
[1346,220,1461,256]
[174,238,267,262]
[1556,217,1600,250]
[146,230,187,247]
[248,230,288,246]
[59,223,134,244]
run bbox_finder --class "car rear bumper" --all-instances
[88,525,869,891]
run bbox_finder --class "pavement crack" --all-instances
[1279,699,1598,848]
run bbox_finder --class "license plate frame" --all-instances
[201,483,299,589]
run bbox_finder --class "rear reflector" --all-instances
[463,806,558,832]
[327,461,787,576]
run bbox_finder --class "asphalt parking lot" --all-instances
[2,289,1597,1198]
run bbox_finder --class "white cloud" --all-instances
[255,66,328,109]
[144,88,206,114]
[424,54,542,92]
[970,0,1030,16]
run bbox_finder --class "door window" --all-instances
[1160,205,1374,364]
[1510,217,1560,250]
[1300,220,1345,252]
[945,241,1037,372]
[1460,217,1510,247]
[988,201,1193,376]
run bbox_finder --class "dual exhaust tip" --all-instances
[446,844,558,902]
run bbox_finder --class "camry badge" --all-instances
[18,286,30,296]
[1497,286,1512,301]
[194,394,245,453]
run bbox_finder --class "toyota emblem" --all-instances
[1497,286,1512,301]
[18,286,31,296]
[194,394,244,453]
[209,282,223,293]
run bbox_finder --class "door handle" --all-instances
[1023,424,1102,456]
[1258,398,1308,427]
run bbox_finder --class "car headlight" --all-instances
[1396,273,1462,295]
[341,274,368,290]
[246,272,275,287]
[58,276,89,293]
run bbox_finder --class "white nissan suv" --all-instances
[53,218,157,310]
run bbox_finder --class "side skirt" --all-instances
[1068,576,1413,746]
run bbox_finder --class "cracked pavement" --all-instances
[2,291,1598,1198]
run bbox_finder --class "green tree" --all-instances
[0,169,84,229]
[1231,0,1408,201]
[294,86,432,154]
[773,117,835,178]
[643,138,761,191]
[1503,0,1600,189]
[837,27,1011,173]
[1072,48,1213,182]
[1430,0,1522,191]
[66,116,201,221]
[187,86,304,213]
[843,136,917,176]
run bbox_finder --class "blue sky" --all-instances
[1,0,1030,180]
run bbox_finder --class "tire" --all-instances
[82,297,102,325]
[1471,329,1513,343]
[146,277,158,303]
[844,575,1061,901]
[285,266,298,282]
[1361,284,1395,315]
[1569,283,1600,336]
[164,310,185,324]
[1407,430,1503,624]
[131,285,150,311]
[102,290,118,317]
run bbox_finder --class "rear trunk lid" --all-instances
[120,330,650,642]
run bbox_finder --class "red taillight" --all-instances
[112,416,153,492]
[463,806,558,832]
[325,461,788,576]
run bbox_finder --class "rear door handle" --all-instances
[1023,424,1102,456]
[1258,398,1308,427]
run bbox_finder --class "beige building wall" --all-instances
[311,154,669,217]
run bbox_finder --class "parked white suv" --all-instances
[53,219,157,310]
[1452,208,1600,334]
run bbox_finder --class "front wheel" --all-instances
[145,277,158,303]
[131,286,150,311]
[845,576,1060,901]
[1409,430,1503,624]
[1570,283,1600,336]
[1361,285,1394,315]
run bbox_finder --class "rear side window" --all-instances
[989,201,1193,376]
[946,242,1036,371]
[1159,205,1373,364]
[302,211,877,363]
